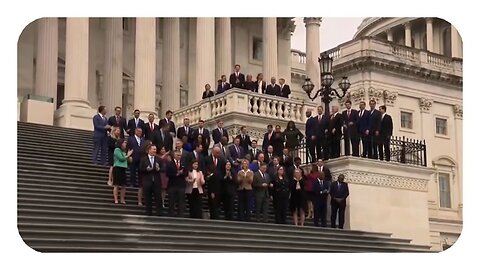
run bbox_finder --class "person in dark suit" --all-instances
[283,121,304,155]
[144,113,160,141]
[248,139,262,161]
[314,106,329,161]
[312,171,331,227]
[126,109,145,137]
[280,147,294,180]
[127,127,146,205]
[265,77,280,96]
[342,100,360,157]
[357,101,370,158]
[329,174,349,229]
[305,110,317,163]
[253,162,271,223]
[107,106,127,138]
[262,125,274,153]
[220,75,231,93]
[191,144,206,173]
[158,110,176,138]
[378,105,393,161]
[192,119,211,157]
[92,106,111,165]
[367,100,382,159]
[166,150,188,217]
[254,73,267,94]
[212,120,229,145]
[206,147,226,219]
[278,78,291,98]
[271,125,285,157]
[271,166,290,224]
[202,83,215,99]
[229,137,245,171]
[328,106,343,159]
[264,145,275,165]
[317,159,332,181]
[222,160,237,220]
[152,124,174,153]
[176,117,194,145]
[140,144,163,216]
[238,126,252,154]
[229,64,245,89]
[290,169,307,226]
[244,74,256,91]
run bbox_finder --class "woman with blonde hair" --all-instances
[107,127,121,186]
[237,159,254,221]
[186,160,206,218]
[290,168,307,226]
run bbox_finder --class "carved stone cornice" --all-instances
[419,97,433,113]
[348,88,366,104]
[331,170,429,192]
[227,125,266,142]
[368,87,384,103]
[303,17,322,27]
[453,104,463,119]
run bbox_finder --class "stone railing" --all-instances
[291,49,307,64]
[390,44,418,60]
[426,52,453,68]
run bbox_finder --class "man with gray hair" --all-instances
[328,105,343,159]
[205,146,226,219]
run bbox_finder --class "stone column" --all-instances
[304,17,321,90]
[102,18,123,114]
[451,25,462,58]
[404,22,412,47]
[134,18,157,119]
[263,17,278,81]
[196,17,215,102]
[215,17,232,80]
[426,18,434,52]
[35,18,58,102]
[54,18,95,130]
[162,17,181,116]
[386,29,393,41]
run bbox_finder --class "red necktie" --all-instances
[214,158,217,167]
[176,160,180,170]
[150,123,154,131]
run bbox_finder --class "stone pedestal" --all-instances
[20,95,55,126]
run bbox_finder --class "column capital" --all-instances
[453,104,463,119]
[303,17,322,27]
[403,21,411,29]
[425,17,434,24]
[419,97,433,113]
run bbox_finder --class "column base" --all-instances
[20,96,55,126]
[54,101,96,131]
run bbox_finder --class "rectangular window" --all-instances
[438,173,451,208]
[436,118,447,135]
[253,37,263,61]
[400,111,413,129]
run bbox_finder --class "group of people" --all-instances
[92,106,350,228]
[305,99,393,163]
[202,64,291,99]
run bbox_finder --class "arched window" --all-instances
[442,27,452,57]
[432,156,457,209]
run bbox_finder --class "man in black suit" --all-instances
[229,64,245,89]
[144,113,160,141]
[305,110,316,163]
[229,137,245,172]
[367,100,382,159]
[166,150,188,217]
[108,106,127,138]
[158,110,176,138]
[328,106,343,159]
[140,144,163,216]
[264,145,275,165]
[314,106,329,161]
[248,139,262,161]
[206,146,226,219]
[262,124,274,153]
[280,147,294,179]
[127,127,146,189]
[357,101,370,158]
[317,159,332,181]
[192,119,211,156]
[265,77,280,96]
[378,105,393,161]
[126,109,145,137]
[255,73,267,94]
[238,126,252,154]
[313,171,331,227]
[278,78,291,98]
[176,117,194,145]
[212,120,229,145]
[152,123,174,153]
[342,100,360,157]
[217,75,231,94]
[329,174,349,229]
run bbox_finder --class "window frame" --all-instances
[435,116,448,137]
[438,172,452,209]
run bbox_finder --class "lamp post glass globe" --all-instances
[302,78,315,95]
[338,76,351,92]
[319,53,333,74]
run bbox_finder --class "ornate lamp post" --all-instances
[302,52,350,117]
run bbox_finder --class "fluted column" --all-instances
[304,17,321,90]
[404,22,412,47]
[35,18,58,103]
[215,18,232,80]
[103,18,123,113]
[162,17,181,116]
[426,18,434,51]
[263,17,278,81]
[134,18,156,119]
[386,29,393,41]
[196,17,215,102]
[451,25,461,58]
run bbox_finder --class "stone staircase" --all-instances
[17,121,432,252]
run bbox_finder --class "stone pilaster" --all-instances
[426,18,434,52]
[35,18,58,103]
[162,17,181,116]
[386,29,393,41]
[451,25,462,58]
[215,18,232,80]
[196,17,215,103]
[102,18,123,113]
[263,17,278,81]
[404,22,412,47]
[304,17,321,90]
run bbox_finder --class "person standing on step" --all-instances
[157,146,171,208]
[212,120,229,145]
[140,144,163,216]
[206,146,226,220]
[237,159,254,222]
[329,174,349,229]
[312,171,330,227]
[290,169,307,226]
[378,105,393,161]
[159,110,177,142]
[126,109,145,137]
[108,106,127,138]
[253,162,271,223]
[229,64,246,89]
[186,160,206,219]
[304,164,320,220]
[107,127,121,186]
[127,127,146,206]
[262,125,274,153]
[271,166,290,224]
[166,150,188,217]
[112,139,133,204]
[144,113,160,141]
[92,106,111,165]
[342,100,360,157]
[222,161,237,221]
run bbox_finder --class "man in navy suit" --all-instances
[313,172,331,227]
[238,126,252,154]
[166,150,188,217]
[265,77,280,96]
[92,106,111,165]
[342,100,360,156]
[314,106,329,161]
[378,105,393,161]
[357,101,370,158]
[127,127,146,190]
[217,75,231,94]
[229,137,245,171]
[328,106,343,159]
[212,120,229,145]
[248,139,262,161]
[107,106,127,138]
[192,119,211,156]
[305,110,317,163]
[367,100,382,159]
[278,78,291,98]
[126,109,145,137]
[176,117,194,145]
[229,64,245,89]
[153,124,174,152]
[140,144,163,216]
[158,110,176,138]
[144,113,160,141]
[262,125,274,153]
[329,174,349,229]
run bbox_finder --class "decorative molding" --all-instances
[383,89,398,106]
[331,170,429,192]
[348,88,366,104]
[419,97,433,113]
[453,104,463,119]
[227,125,265,142]
[368,87,384,103]
[277,18,296,39]
[303,17,322,27]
